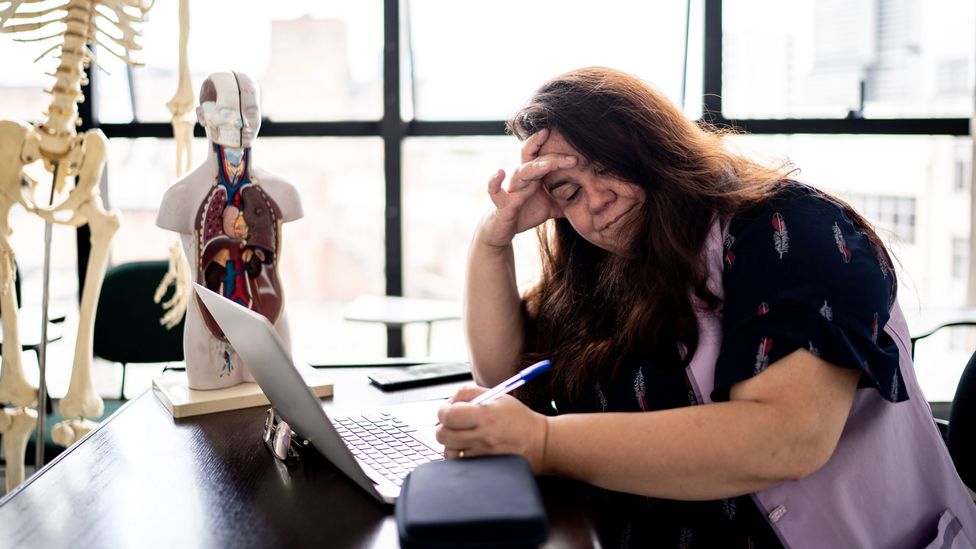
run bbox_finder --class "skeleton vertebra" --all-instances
[0,0,151,490]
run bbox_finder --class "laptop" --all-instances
[193,283,445,504]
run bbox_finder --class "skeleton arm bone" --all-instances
[165,0,191,116]
[154,241,189,330]
[167,0,192,176]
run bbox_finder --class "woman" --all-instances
[437,67,976,548]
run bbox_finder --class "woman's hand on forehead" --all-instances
[476,133,578,248]
[521,128,550,163]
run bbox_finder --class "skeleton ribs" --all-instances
[0,0,151,490]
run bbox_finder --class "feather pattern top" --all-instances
[772,212,789,259]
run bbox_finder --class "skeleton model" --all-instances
[154,0,191,328]
[157,71,303,390]
[0,0,151,490]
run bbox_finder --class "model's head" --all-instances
[197,71,261,149]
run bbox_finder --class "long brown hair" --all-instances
[507,67,888,402]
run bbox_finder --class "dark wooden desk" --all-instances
[0,369,598,548]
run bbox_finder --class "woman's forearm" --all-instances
[536,349,860,501]
[464,233,524,386]
[542,400,830,501]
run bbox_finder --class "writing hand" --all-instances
[436,385,549,473]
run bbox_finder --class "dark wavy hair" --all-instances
[507,67,889,403]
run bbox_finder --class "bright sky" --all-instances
[1,1,694,115]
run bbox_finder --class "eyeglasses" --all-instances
[263,408,308,462]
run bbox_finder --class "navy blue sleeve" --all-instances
[713,185,906,403]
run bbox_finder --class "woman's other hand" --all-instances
[478,128,578,249]
[436,385,550,473]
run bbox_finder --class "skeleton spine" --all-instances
[39,0,95,157]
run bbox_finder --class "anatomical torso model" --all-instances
[157,71,302,390]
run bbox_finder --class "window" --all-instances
[728,134,970,311]
[723,0,975,119]
[407,0,693,120]
[954,143,971,192]
[96,2,384,123]
[845,194,916,243]
[401,136,548,298]
[937,58,971,95]
[952,238,969,281]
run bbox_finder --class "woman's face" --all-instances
[539,130,646,255]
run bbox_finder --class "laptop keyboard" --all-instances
[332,411,443,485]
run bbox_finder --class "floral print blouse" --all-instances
[555,182,902,549]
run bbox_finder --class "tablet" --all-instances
[368,362,472,391]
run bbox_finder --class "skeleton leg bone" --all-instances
[0,121,42,490]
[0,120,39,410]
[57,194,118,428]
[51,417,96,448]
[0,407,38,491]
[0,205,36,410]
[49,130,118,430]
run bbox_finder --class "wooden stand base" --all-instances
[152,366,333,418]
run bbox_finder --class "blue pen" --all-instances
[469,359,552,405]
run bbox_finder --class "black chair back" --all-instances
[949,350,976,490]
[93,260,184,364]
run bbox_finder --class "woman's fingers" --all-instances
[520,127,550,164]
[507,160,550,192]
[508,154,578,193]
[449,385,489,404]
[436,401,481,429]
[482,148,577,243]
[437,395,545,467]
[486,168,506,195]
[437,425,487,459]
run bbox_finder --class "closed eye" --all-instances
[551,184,581,203]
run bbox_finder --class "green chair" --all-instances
[93,260,185,399]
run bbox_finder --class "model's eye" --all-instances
[594,165,610,176]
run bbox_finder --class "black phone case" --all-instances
[368,363,472,391]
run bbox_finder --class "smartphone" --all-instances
[367,361,472,391]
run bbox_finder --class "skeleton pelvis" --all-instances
[0,121,32,203]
